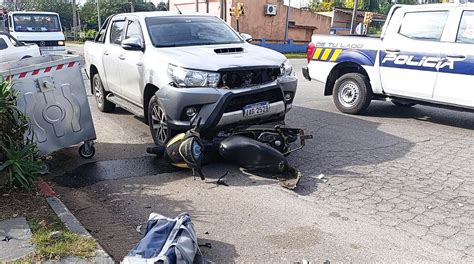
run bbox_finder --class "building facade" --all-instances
[168,0,331,43]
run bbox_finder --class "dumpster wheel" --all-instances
[79,142,95,159]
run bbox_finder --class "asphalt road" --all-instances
[53,45,474,262]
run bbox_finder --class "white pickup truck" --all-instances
[84,12,296,145]
[303,3,474,114]
[0,32,40,62]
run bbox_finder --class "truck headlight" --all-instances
[281,59,293,76]
[168,64,220,88]
[58,41,65,46]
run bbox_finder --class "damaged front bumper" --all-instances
[157,76,297,134]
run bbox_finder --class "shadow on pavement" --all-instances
[364,101,474,130]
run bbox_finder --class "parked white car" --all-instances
[0,32,40,62]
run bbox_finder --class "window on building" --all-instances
[398,11,448,41]
[110,20,125,45]
[456,11,474,44]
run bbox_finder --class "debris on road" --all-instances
[135,225,142,234]
[317,173,328,183]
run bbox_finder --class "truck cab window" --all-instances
[0,38,8,50]
[399,11,448,41]
[125,20,142,40]
[456,11,474,44]
[110,20,125,45]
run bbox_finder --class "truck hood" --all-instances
[156,43,287,71]
[11,32,65,41]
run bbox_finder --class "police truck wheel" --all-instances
[148,95,177,145]
[93,74,115,113]
[333,73,372,114]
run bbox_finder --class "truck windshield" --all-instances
[146,16,243,47]
[13,14,61,32]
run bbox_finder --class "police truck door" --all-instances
[380,8,449,99]
[432,8,474,107]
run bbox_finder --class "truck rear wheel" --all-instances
[93,74,115,113]
[333,72,372,114]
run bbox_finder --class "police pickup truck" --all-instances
[303,3,474,114]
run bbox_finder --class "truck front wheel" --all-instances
[333,72,372,114]
[148,95,177,145]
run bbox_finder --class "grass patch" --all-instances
[0,187,97,262]
[29,217,97,260]
[284,53,307,59]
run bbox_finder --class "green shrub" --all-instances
[0,137,42,188]
[85,29,97,39]
[0,80,41,188]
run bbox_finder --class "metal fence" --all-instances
[253,38,308,53]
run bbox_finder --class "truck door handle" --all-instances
[446,54,466,59]
[385,48,400,53]
[103,51,109,56]
[118,55,125,60]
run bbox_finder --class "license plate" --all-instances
[243,102,270,117]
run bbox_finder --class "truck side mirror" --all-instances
[121,37,144,51]
[240,33,253,42]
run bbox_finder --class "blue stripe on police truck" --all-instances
[335,49,377,66]
[380,51,474,76]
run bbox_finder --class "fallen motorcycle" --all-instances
[147,119,312,189]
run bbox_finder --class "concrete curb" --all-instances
[37,179,115,264]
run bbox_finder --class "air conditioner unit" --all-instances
[264,4,277,16]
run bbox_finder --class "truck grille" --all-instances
[27,40,61,47]
[224,88,284,113]
[219,67,281,89]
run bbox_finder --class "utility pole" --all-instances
[97,0,101,29]
[130,2,135,12]
[72,0,77,41]
[206,0,209,13]
[195,0,199,12]
[350,0,359,34]
[284,0,291,43]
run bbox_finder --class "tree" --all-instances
[398,0,417,4]
[344,0,366,10]
[156,2,169,11]
[308,0,333,12]
[378,1,394,14]
[80,0,157,30]
[308,0,345,12]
